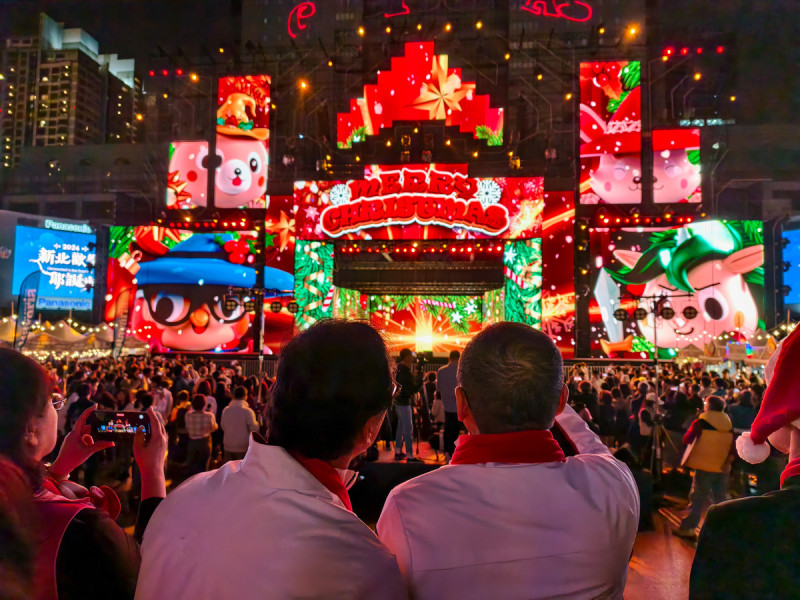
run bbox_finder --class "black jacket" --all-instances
[690,476,800,600]
[394,363,420,406]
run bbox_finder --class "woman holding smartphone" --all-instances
[0,348,167,600]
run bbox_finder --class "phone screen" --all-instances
[90,411,150,441]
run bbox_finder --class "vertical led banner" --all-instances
[579,61,642,204]
[167,75,271,210]
[652,128,701,203]
[541,192,576,357]
[14,271,40,350]
[503,239,543,328]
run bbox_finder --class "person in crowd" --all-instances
[135,320,407,600]
[573,380,599,422]
[673,395,733,540]
[436,350,460,460]
[150,376,173,425]
[184,394,218,476]
[0,348,167,600]
[698,375,714,399]
[597,390,616,444]
[220,386,259,462]
[690,327,800,598]
[65,383,93,434]
[634,394,656,467]
[377,323,639,599]
[430,391,445,427]
[727,390,756,432]
[394,348,421,462]
[612,386,632,447]
[167,390,192,464]
[0,454,35,600]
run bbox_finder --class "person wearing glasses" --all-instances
[0,348,167,600]
[136,320,406,600]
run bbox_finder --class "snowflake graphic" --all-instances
[476,179,502,208]
[329,184,352,206]
[451,311,463,324]
[504,246,517,264]
[304,206,319,220]
[464,300,477,315]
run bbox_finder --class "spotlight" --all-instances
[270,301,283,314]
[659,306,675,320]
[683,306,698,320]
[632,308,648,321]
[287,301,299,314]
[613,309,629,321]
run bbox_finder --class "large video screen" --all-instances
[166,75,271,210]
[579,61,701,205]
[106,226,294,353]
[294,164,543,241]
[337,41,503,148]
[783,227,800,316]
[12,224,96,311]
[368,295,484,352]
[588,220,764,357]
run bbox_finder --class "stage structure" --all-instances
[102,37,773,362]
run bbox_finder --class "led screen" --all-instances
[541,192,575,357]
[369,295,483,352]
[588,220,765,358]
[337,42,503,148]
[294,164,543,241]
[12,225,96,311]
[580,61,642,204]
[166,75,271,210]
[652,128,701,203]
[783,227,800,315]
[106,226,293,353]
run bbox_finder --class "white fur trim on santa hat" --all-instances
[736,432,771,464]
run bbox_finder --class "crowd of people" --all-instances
[0,319,798,599]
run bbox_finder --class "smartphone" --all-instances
[88,411,151,441]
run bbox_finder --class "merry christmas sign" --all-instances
[294,164,543,241]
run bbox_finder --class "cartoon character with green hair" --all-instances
[603,221,764,352]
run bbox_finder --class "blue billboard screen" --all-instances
[11,225,96,311]
[784,228,800,312]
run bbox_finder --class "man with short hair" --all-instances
[436,350,460,459]
[137,321,406,599]
[220,386,259,462]
[377,322,639,599]
[698,375,714,399]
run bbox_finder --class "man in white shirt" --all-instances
[220,385,259,462]
[136,320,406,600]
[377,322,639,600]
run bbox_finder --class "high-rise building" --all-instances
[1,13,142,169]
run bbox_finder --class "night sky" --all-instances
[0,0,242,66]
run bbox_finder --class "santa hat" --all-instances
[736,325,800,463]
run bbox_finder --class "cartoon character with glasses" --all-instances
[602,221,764,354]
[128,234,291,352]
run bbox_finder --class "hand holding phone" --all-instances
[88,410,151,442]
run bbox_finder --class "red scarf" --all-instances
[450,429,566,465]
[781,457,800,488]
[290,453,352,511]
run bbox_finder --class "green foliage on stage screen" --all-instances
[503,239,543,328]
[294,241,335,329]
